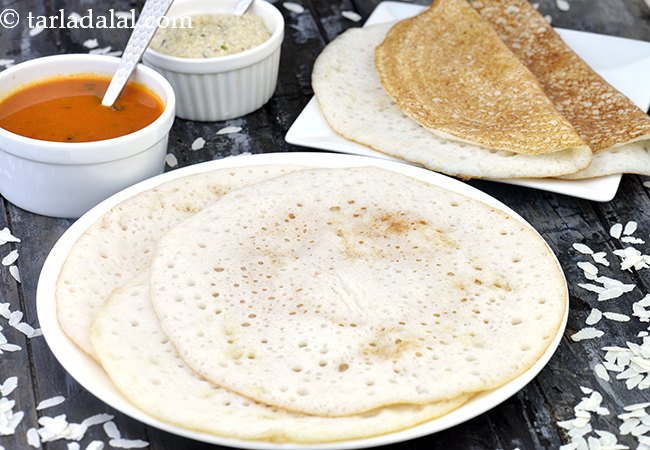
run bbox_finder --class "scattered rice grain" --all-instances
[341,10,362,22]
[610,223,623,239]
[283,2,305,13]
[2,250,18,266]
[571,327,604,342]
[216,126,242,135]
[191,137,205,151]
[164,153,178,168]
[36,396,65,411]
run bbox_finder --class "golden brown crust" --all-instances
[374,0,586,155]
[472,0,650,153]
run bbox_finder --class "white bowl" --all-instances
[142,0,284,121]
[0,54,175,219]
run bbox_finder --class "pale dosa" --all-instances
[312,23,592,179]
[150,167,567,417]
[473,0,650,178]
[56,165,302,358]
[91,273,469,443]
[374,0,587,155]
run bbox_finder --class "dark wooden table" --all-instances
[1,0,650,448]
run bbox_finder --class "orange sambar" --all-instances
[0,74,165,143]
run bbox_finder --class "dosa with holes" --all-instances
[472,0,650,178]
[374,0,587,155]
[149,167,566,417]
[312,23,592,179]
[91,273,470,443]
[56,165,303,358]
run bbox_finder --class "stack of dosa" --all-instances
[57,165,303,357]
[311,0,650,181]
[56,163,567,443]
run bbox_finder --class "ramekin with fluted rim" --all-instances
[142,0,284,121]
[0,54,175,219]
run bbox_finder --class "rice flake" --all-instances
[85,442,104,450]
[36,396,65,410]
[578,261,599,276]
[594,363,610,382]
[610,223,623,239]
[598,287,627,302]
[14,322,35,337]
[191,137,206,151]
[29,26,45,37]
[571,327,604,342]
[586,308,602,325]
[622,236,645,245]
[579,283,606,294]
[30,328,43,338]
[9,265,20,283]
[0,377,17,397]
[624,221,638,236]
[164,153,178,168]
[573,243,594,255]
[103,421,120,439]
[556,0,570,11]
[0,303,9,319]
[26,427,41,447]
[283,2,305,13]
[1,250,18,266]
[0,343,22,352]
[216,126,242,135]
[633,295,650,322]
[602,312,631,322]
[81,413,114,427]
[108,438,149,448]
[341,10,362,22]
[8,311,22,327]
[83,39,99,49]
[0,228,20,246]
[592,252,610,267]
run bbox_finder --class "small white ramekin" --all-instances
[0,54,175,219]
[142,0,284,121]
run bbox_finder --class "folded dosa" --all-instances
[473,0,650,178]
[375,0,587,155]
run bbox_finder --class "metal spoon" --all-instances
[101,0,175,107]
[233,0,255,16]
[102,0,256,107]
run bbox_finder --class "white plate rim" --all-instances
[37,152,569,450]
[284,1,650,202]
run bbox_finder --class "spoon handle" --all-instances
[102,0,175,107]
[233,0,255,16]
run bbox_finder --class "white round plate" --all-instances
[37,152,568,449]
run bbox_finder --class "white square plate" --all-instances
[286,1,650,202]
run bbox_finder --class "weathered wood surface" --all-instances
[0,0,649,448]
